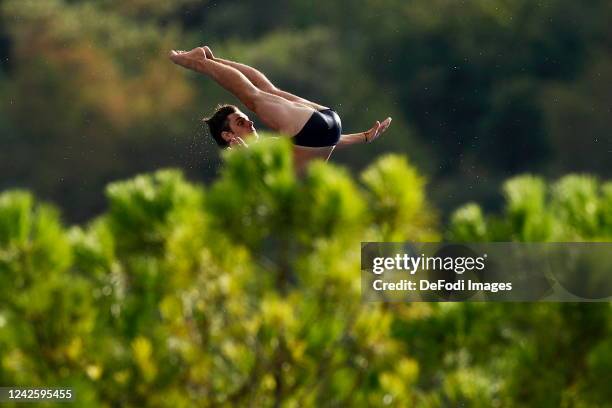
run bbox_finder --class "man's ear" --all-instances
[221,130,233,143]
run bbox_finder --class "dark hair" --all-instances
[203,104,237,148]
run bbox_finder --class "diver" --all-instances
[169,46,392,171]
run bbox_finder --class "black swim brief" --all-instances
[292,109,342,147]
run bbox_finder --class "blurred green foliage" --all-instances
[449,174,612,241]
[443,174,612,407]
[1,141,610,407]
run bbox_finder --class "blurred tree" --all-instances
[448,173,612,241]
[1,141,436,406]
[0,0,199,221]
[0,142,610,406]
[442,173,612,406]
[0,191,100,403]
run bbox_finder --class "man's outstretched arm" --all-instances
[336,117,392,148]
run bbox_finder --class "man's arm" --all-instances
[336,117,392,148]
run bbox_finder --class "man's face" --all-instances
[224,111,258,143]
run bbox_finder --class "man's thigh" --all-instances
[252,91,315,136]
[272,89,329,112]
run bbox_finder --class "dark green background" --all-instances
[1,0,610,221]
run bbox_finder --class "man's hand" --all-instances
[169,48,207,71]
[364,117,392,143]
[228,136,248,149]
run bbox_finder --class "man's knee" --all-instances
[259,83,277,94]
[241,88,261,111]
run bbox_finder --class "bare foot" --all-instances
[169,47,207,71]
[202,46,215,60]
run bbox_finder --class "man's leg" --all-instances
[171,48,314,136]
[202,46,328,111]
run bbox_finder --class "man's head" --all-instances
[203,104,258,148]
